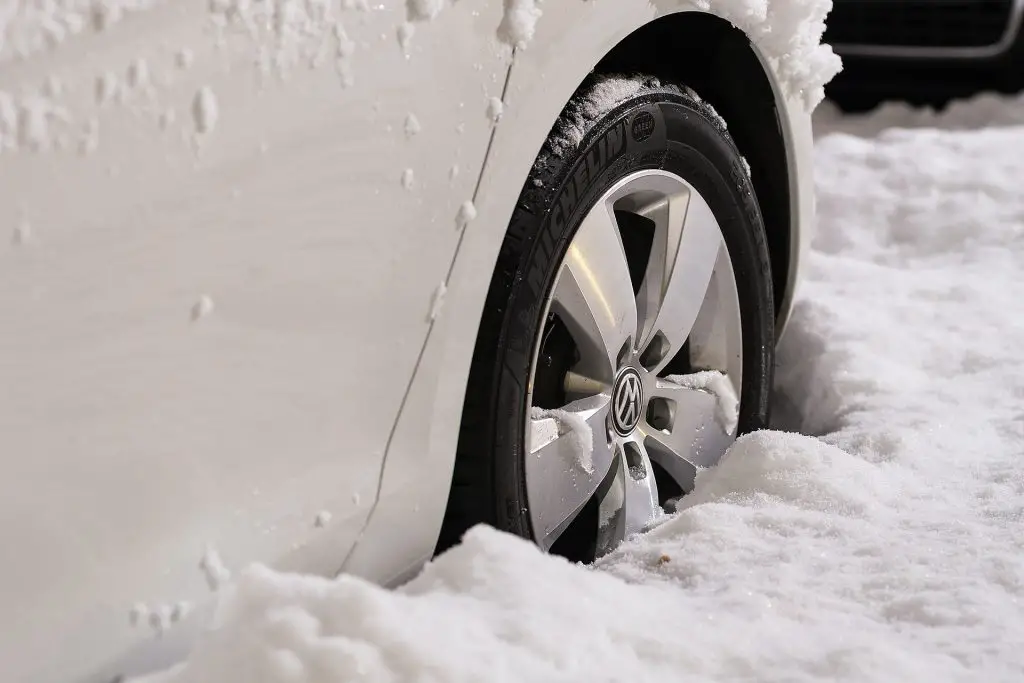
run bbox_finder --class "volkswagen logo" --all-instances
[611,367,644,436]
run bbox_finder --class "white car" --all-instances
[0,2,825,682]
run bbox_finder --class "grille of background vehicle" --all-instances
[825,0,1015,49]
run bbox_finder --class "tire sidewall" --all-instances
[492,90,775,538]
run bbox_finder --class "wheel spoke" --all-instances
[527,395,615,551]
[595,439,660,557]
[637,190,723,374]
[641,377,735,492]
[552,201,638,380]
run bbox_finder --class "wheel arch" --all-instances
[594,12,796,327]
[341,5,815,581]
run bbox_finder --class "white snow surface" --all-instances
[147,94,1024,682]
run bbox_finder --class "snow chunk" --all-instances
[692,0,841,110]
[400,168,414,190]
[198,546,231,591]
[148,605,172,635]
[428,281,447,322]
[16,96,62,152]
[666,371,739,435]
[191,86,219,135]
[497,0,542,49]
[404,112,421,138]
[314,511,332,528]
[455,200,476,229]
[407,0,445,21]
[531,406,595,473]
[190,295,215,322]
[170,601,192,623]
[126,57,150,90]
[485,96,504,124]
[95,72,118,105]
[175,48,194,70]
[397,22,415,53]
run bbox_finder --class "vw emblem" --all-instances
[611,367,644,436]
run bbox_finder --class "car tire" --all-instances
[439,75,774,562]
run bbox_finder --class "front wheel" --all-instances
[440,76,774,563]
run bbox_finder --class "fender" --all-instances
[341,0,819,583]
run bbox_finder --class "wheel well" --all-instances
[596,13,792,319]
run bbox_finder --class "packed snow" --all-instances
[140,93,1024,682]
[496,0,542,49]
[666,371,740,435]
[531,405,596,474]
[698,0,842,109]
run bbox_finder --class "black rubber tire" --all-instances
[437,76,775,553]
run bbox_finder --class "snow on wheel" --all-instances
[440,76,775,562]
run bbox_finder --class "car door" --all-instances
[0,2,509,682]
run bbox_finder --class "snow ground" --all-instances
[151,93,1024,683]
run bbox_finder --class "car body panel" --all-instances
[343,0,816,586]
[0,2,508,682]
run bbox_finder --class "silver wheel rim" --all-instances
[524,169,743,557]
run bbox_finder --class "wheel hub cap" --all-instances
[524,169,744,560]
[611,367,644,436]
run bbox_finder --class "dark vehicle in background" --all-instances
[825,0,1024,111]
